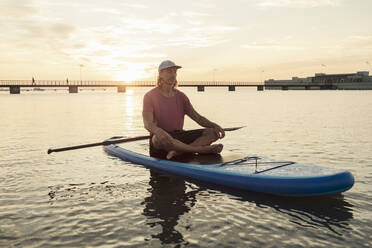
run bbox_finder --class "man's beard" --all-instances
[164,78,176,85]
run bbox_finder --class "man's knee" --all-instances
[152,135,174,150]
[203,128,219,142]
[152,135,162,149]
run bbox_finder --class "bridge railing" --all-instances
[179,81,260,86]
[0,80,261,86]
[0,80,137,86]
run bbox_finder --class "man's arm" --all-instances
[142,111,159,134]
[186,108,225,138]
[142,111,174,147]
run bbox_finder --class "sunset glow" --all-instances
[1,0,371,81]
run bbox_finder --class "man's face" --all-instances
[160,67,177,85]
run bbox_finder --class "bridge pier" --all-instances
[117,86,126,93]
[197,86,205,92]
[69,86,78,93]
[282,86,288,91]
[257,85,264,91]
[228,86,235,91]
[10,86,20,94]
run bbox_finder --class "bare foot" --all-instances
[198,144,223,154]
[166,150,180,160]
[166,144,223,160]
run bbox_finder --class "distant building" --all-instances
[265,71,372,90]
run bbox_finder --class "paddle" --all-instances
[47,126,244,154]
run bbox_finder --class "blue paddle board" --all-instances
[104,138,354,197]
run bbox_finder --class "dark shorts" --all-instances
[149,129,204,159]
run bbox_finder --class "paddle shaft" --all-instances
[47,126,244,154]
[47,135,150,154]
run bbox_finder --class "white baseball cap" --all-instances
[158,60,182,72]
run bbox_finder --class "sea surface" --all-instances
[0,88,371,247]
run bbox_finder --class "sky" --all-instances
[1,0,372,82]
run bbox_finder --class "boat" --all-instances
[104,137,354,197]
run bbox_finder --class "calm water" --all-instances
[0,88,371,247]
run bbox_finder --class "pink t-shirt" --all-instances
[143,88,194,133]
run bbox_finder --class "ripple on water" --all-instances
[1,91,372,247]
[1,179,152,247]
[158,179,356,247]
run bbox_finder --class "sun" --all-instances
[113,70,142,82]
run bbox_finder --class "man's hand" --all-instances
[154,128,174,149]
[213,124,225,139]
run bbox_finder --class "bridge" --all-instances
[0,80,264,94]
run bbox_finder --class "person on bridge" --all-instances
[142,60,225,160]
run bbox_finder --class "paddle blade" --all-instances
[223,126,245,131]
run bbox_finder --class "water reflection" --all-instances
[258,194,354,235]
[196,181,354,236]
[173,154,353,235]
[142,171,200,245]
[142,151,354,241]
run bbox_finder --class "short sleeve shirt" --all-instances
[143,88,194,133]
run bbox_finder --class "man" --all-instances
[142,60,225,160]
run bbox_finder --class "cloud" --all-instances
[10,21,76,46]
[119,16,179,35]
[0,0,37,18]
[167,36,229,48]
[256,0,343,8]
[191,0,217,9]
[344,35,372,49]
[323,35,372,58]
[166,25,237,48]
[115,15,237,48]
[241,41,303,51]
[0,0,241,79]
[90,8,122,15]
[119,3,149,9]
[50,23,76,37]
[182,11,210,17]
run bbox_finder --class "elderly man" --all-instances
[142,60,225,160]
